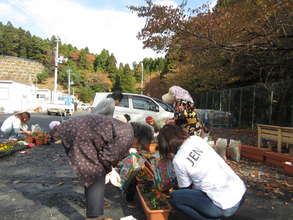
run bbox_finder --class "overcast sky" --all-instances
[0,0,217,65]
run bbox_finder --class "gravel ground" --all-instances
[0,143,147,220]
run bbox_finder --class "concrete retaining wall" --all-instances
[0,56,45,84]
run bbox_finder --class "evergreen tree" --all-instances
[112,74,122,91]
[79,50,88,69]
[120,64,137,93]
[0,21,18,56]
[105,54,117,74]
[94,49,109,72]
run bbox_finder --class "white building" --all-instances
[0,80,37,113]
[0,80,76,114]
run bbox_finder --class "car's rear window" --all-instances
[132,96,158,112]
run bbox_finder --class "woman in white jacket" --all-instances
[1,112,32,139]
[157,124,246,220]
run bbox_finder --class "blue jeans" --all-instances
[170,189,244,220]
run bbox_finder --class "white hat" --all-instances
[162,86,193,104]
[162,88,175,104]
[49,121,61,130]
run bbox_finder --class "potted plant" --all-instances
[32,132,49,145]
[136,181,172,220]
[0,141,22,158]
[0,142,14,153]
[24,135,34,143]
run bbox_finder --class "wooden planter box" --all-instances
[240,145,270,162]
[283,163,293,176]
[34,137,49,146]
[264,152,293,168]
[136,185,172,220]
[26,133,49,146]
[24,136,34,143]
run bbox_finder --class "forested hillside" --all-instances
[1,0,292,102]
[0,21,166,102]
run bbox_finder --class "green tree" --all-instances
[77,86,95,103]
[120,64,137,93]
[94,49,110,72]
[0,21,18,56]
[78,50,88,69]
[105,54,117,74]
[36,69,50,83]
[112,74,122,91]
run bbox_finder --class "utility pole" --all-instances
[141,62,144,94]
[53,36,60,103]
[67,69,71,96]
[53,36,67,103]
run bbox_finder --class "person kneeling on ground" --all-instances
[157,124,246,220]
[0,112,32,140]
[50,114,153,220]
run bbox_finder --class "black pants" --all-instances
[124,177,137,202]
[84,175,105,218]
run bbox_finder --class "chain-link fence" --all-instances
[193,80,293,129]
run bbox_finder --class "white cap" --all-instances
[49,121,61,130]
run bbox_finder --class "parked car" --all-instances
[47,95,74,116]
[77,103,90,111]
[153,98,174,113]
[196,109,234,128]
[47,103,74,116]
[92,93,174,123]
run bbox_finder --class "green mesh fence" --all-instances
[193,80,293,129]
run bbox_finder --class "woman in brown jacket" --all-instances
[50,114,153,220]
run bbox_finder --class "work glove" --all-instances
[105,167,121,188]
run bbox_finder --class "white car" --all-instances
[92,92,174,123]
[78,103,90,111]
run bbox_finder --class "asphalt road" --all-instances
[0,112,292,220]
[0,112,147,220]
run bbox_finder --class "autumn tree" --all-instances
[129,0,293,92]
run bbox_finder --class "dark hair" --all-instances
[130,122,154,150]
[157,124,189,158]
[15,112,30,124]
[108,91,123,102]
[124,114,131,122]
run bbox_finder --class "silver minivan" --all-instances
[92,92,174,123]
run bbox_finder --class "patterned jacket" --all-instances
[50,114,134,187]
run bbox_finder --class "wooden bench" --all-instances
[257,124,293,155]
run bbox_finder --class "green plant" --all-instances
[140,182,169,210]
[147,191,168,210]
[36,69,49,83]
